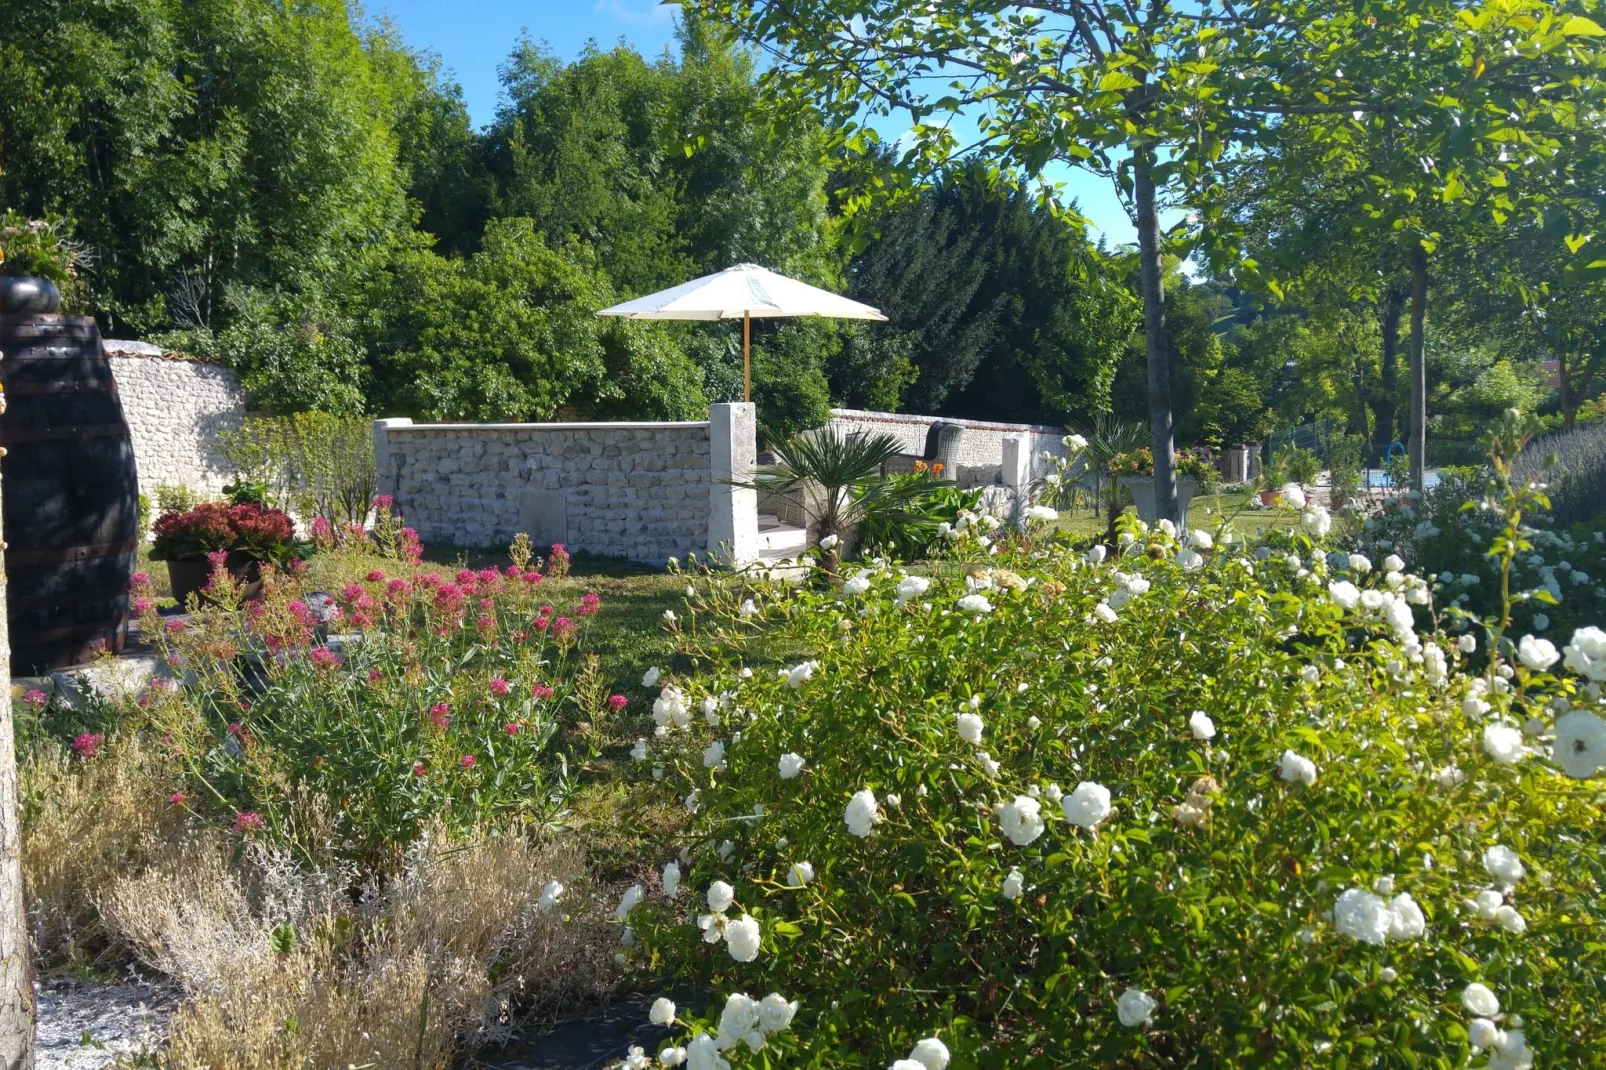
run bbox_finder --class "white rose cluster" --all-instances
[1332,887,1426,945]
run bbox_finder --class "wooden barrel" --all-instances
[0,314,139,673]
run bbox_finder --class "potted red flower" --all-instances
[150,501,299,604]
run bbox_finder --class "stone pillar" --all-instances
[372,417,412,503]
[708,403,758,565]
[1001,435,1030,488]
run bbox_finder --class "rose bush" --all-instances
[617,428,1604,1067]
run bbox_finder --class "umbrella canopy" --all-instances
[596,263,886,400]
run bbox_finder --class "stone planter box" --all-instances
[1123,476,1198,525]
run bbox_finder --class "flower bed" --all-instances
[616,468,1604,1065]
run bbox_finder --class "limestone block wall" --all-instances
[826,408,1070,479]
[374,405,758,564]
[105,341,246,500]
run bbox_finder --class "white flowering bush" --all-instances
[621,432,1604,1065]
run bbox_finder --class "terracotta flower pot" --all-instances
[1259,489,1283,506]
[166,554,264,607]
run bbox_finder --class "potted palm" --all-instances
[150,501,299,605]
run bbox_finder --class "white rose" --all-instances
[757,993,797,1033]
[1280,483,1307,509]
[1188,710,1216,740]
[895,575,931,603]
[1495,905,1527,933]
[1552,710,1606,778]
[1482,723,1526,764]
[659,1045,687,1067]
[957,594,993,614]
[724,915,761,962]
[1384,554,1405,573]
[707,880,735,913]
[786,861,814,887]
[1483,844,1526,886]
[785,661,817,689]
[908,1037,951,1070]
[1462,982,1501,1018]
[1333,888,1391,945]
[999,795,1046,846]
[1026,504,1059,522]
[818,533,840,551]
[631,739,649,761]
[702,740,726,769]
[662,861,681,899]
[1328,580,1361,609]
[684,1035,725,1070]
[1062,781,1112,828]
[643,666,661,688]
[842,574,871,596]
[956,711,985,745]
[1468,1018,1502,1052]
[1562,625,1606,680]
[1386,892,1426,940]
[1278,749,1317,785]
[1116,987,1157,1027]
[778,752,807,779]
[1517,634,1560,672]
[650,997,677,1026]
[537,880,564,913]
[1001,866,1025,900]
[615,883,644,921]
[845,789,880,837]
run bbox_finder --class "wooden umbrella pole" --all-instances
[743,311,751,403]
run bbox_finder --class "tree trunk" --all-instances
[1557,337,1575,430]
[0,453,37,1066]
[1407,245,1429,490]
[1133,148,1177,523]
[1373,285,1404,449]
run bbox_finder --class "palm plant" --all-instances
[1073,415,1149,539]
[736,429,934,561]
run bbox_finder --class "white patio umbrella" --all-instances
[596,263,887,402]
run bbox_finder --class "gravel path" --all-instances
[35,978,175,1070]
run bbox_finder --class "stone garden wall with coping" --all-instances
[106,341,246,500]
[374,404,757,565]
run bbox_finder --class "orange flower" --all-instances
[912,459,928,473]
[931,462,946,476]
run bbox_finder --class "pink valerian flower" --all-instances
[531,683,554,700]
[476,567,502,591]
[131,597,155,615]
[455,569,478,588]
[165,618,187,634]
[504,722,521,735]
[476,613,497,634]
[232,811,265,834]
[372,493,394,513]
[545,543,571,579]
[130,571,152,590]
[288,557,309,576]
[552,617,576,642]
[311,516,334,549]
[366,669,383,685]
[521,571,544,588]
[308,647,342,670]
[578,592,602,617]
[533,616,550,633]
[433,584,468,619]
[342,583,365,603]
[412,762,427,777]
[509,630,528,644]
[385,579,413,602]
[168,792,188,806]
[489,678,511,697]
[459,754,476,769]
[72,733,103,758]
[400,527,423,564]
[429,703,450,731]
[415,572,443,590]
[22,689,48,709]
[366,569,386,583]
[608,694,628,711]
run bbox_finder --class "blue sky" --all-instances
[369,0,1142,246]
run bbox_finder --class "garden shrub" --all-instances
[1354,447,1606,644]
[1511,418,1606,527]
[617,443,1604,1067]
[126,499,623,870]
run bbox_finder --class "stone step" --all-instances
[756,523,808,560]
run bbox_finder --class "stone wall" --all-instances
[106,341,246,500]
[374,404,757,564]
[826,407,1069,480]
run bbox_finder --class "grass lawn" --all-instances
[1053,488,1302,539]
